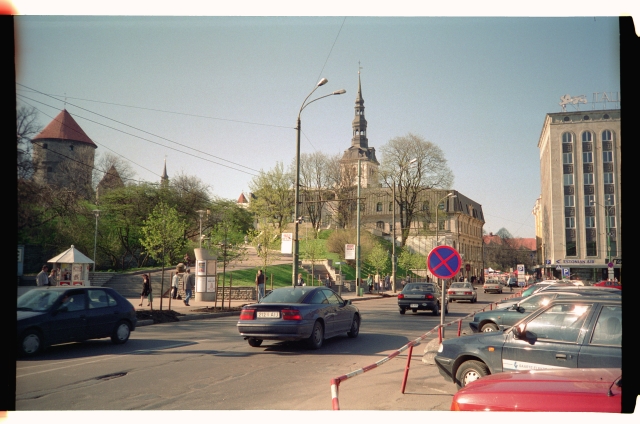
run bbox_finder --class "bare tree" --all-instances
[295,151,334,237]
[92,152,136,188]
[325,153,357,229]
[16,105,41,179]
[379,133,454,246]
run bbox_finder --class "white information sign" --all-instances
[281,232,293,254]
[345,244,356,260]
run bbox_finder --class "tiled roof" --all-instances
[237,193,248,203]
[33,109,97,148]
[484,235,536,250]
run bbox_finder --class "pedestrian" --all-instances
[171,271,179,299]
[47,267,58,286]
[183,268,194,306]
[366,274,373,293]
[324,274,332,288]
[255,269,265,301]
[139,274,151,307]
[257,243,262,254]
[183,253,191,267]
[296,273,305,286]
[384,274,390,290]
[36,265,49,287]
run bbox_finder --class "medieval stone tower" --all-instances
[339,70,379,187]
[31,109,97,197]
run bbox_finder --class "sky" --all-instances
[14,5,626,239]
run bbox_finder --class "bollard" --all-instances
[401,344,414,394]
[438,326,442,344]
[330,378,341,410]
[457,319,462,336]
[490,303,493,310]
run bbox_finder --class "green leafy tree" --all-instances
[248,219,282,280]
[301,229,327,285]
[366,242,390,278]
[141,202,187,310]
[326,228,376,266]
[248,161,294,231]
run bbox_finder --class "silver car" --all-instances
[447,282,477,303]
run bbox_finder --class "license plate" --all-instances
[257,311,280,318]
[410,304,419,308]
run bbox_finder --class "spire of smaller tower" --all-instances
[161,157,169,185]
[357,61,363,101]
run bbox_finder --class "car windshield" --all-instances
[260,287,311,304]
[403,284,435,293]
[451,283,470,289]
[17,289,65,312]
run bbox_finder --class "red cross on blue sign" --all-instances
[427,245,462,279]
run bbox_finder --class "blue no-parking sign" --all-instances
[427,245,462,279]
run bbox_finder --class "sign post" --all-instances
[427,245,462,338]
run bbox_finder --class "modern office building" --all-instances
[535,95,621,282]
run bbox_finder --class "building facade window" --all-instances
[566,242,577,257]
[562,132,573,143]
[69,145,74,151]
[602,151,613,163]
[603,173,614,184]
[388,202,393,212]
[604,194,615,206]
[607,216,616,228]
[582,152,593,163]
[586,241,597,257]
[376,202,382,212]
[585,216,595,228]
[583,173,594,185]
[581,131,592,142]
[563,174,574,186]
[565,217,575,228]
[585,195,595,206]
[602,130,612,142]
[562,153,573,164]
[564,195,574,207]
[42,143,48,149]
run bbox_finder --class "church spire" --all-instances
[351,65,368,148]
[161,157,169,186]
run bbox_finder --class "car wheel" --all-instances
[455,360,489,389]
[347,315,360,338]
[450,299,455,302]
[20,329,43,357]
[111,320,131,344]
[248,338,263,347]
[412,309,418,313]
[484,290,487,293]
[432,304,439,316]
[306,320,324,350]
[399,308,406,315]
[481,322,499,332]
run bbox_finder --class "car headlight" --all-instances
[437,343,444,353]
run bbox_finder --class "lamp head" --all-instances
[333,89,346,95]
[317,78,328,87]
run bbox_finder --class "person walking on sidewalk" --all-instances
[255,269,265,301]
[37,265,49,287]
[366,274,373,293]
[183,268,194,306]
[171,272,179,299]
[139,274,152,307]
[296,273,305,286]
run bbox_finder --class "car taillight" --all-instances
[281,309,302,320]
[398,294,404,299]
[239,309,256,320]
[464,292,472,295]
[448,291,454,295]
[426,294,434,300]
[450,399,461,411]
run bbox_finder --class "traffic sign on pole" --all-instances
[427,245,462,279]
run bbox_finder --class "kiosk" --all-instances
[48,245,94,286]
[194,247,217,302]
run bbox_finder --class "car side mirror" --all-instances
[516,306,525,313]
[344,299,351,306]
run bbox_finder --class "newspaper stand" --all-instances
[194,247,217,302]
[48,245,94,286]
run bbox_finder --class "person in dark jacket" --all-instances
[139,274,152,307]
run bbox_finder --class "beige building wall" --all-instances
[536,109,621,281]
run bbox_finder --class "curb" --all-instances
[137,311,241,326]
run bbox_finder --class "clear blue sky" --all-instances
[15,14,621,238]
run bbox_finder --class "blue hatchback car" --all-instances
[17,287,137,356]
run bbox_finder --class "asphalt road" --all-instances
[16,287,506,411]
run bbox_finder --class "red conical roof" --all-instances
[237,193,248,203]
[33,109,97,148]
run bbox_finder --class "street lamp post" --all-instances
[590,199,613,279]
[92,209,101,272]
[293,78,345,286]
[196,210,205,248]
[391,158,417,293]
[435,192,455,337]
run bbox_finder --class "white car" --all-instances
[483,280,503,294]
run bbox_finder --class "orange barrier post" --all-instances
[457,319,462,336]
[438,325,443,343]
[401,344,414,394]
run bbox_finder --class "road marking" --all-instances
[17,342,192,378]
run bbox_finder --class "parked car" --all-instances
[469,288,621,333]
[17,287,137,356]
[447,282,477,303]
[495,284,620,310]
[482,279,502,294]
[450,368,622,412]
[593,280,622,290]
[398,282,448,315]
[237,286,360,349]
[435,296,621,389]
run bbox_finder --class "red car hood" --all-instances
[452,368,621,412]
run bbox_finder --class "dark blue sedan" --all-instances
[237,286,360,349]
[17,287,137,356]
